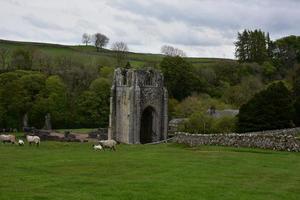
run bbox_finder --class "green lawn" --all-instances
[0,142,299,200]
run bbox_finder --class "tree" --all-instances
[0,71,26,128]
[76,78,111,128]
[234,29,269,64]
[0,48,9,70]
[160,56,195,100]
[111,41,129,66]
[234,30,249,62]
[161,45,186,57]
[237,82,294,132]
[30,75,68,128]
[10,47,37,70]
[273,35,300,71]
[222,76,263,107]
[0,71,46,129]
[93,33,109,52]
[82,33,91,46]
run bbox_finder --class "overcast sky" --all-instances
[0,0,299,58]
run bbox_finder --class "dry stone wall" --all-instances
[174,128,300,152]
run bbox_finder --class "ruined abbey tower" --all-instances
[108,68,168,144]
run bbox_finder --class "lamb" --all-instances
[26,135,40,146]
[0,134,16,144]
[93,144,103,151]
[99,139,117,151]
[18,139,24,146]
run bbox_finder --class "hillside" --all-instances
[0,39,234,68]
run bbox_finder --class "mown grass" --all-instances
[0,142,299,200]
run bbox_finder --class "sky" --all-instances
[0,0,300,58]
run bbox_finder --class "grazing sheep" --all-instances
[18,139,24,146]
[93,144,103,151]
[26,135,40,146]
[0,134,16,144]
[99,140,117,151]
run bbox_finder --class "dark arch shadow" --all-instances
[140,106,157,144]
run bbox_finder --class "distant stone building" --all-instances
[108,68,168,144]
[207,108,239,118]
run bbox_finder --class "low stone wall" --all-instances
[174,128,300,152]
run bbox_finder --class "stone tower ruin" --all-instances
[108,68,168,144]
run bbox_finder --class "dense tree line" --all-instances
[0,67,112,130]
[235,30,300,78]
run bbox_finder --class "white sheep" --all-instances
[18,139,24,146]
[99,140,117,151]
[26,135,40,146]
[0,134,16,144]
[93,144,103,151]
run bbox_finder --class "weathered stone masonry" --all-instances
[108,68,168,144]
[174,128,300,152]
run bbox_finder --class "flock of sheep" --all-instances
[0,133,117,151]
[0,134,40,146]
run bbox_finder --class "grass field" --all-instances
[0,142,299,200]
[0,39,234,68]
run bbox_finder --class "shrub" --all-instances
[179,113,236,134]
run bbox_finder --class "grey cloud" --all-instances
[22,15,65,31]
[1,0,300,58]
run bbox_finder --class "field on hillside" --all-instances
[0,142,299,200]
[0,39,234,68]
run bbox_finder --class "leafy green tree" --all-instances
[0,72,25,128]
[160,56,196,100]
[30,75,68,128]
[0,71,45,128]
[262,61,276,79]
[76,78,111,128]
[274,35,300,70]
[222,76,263,106]
[237,82,294,132]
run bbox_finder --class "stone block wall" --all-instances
[108,68,168,144]
[174,128,300,152]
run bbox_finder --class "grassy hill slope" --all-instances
[0,39,234,68]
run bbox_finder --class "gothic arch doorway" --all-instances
[140,106,157,144]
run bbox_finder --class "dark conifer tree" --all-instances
[237,82,294,132]
[235,29,269,64]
